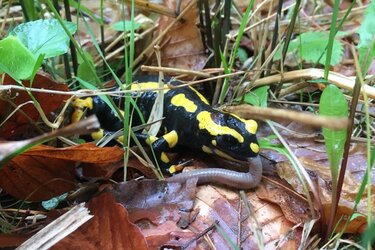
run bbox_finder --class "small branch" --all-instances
[141,65,212,78]
[225,105,348,131]
[127,0,177,17]
[252,68,375,99]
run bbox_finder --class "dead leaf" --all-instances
[53,192,149,250]
[191,184,301,249]
[0,143,123,201]
[0,233,30,248]
[0,73,69,140]
[72,0,121,46]
[277,158,371,234]
[82,156,155,180]
[261,122,372,233]
[113,179,199,248]
[154,0,206,70]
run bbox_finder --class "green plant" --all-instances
[0,19,77,81]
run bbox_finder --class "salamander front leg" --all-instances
[137,130,179,174]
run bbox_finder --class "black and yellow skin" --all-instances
[72,78,260,174]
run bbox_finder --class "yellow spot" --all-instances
[162,130,178,148]
[250,143,260,153]
[171,94,197,113]
[245,119,258,134]
[146,136,158,145]
[71,109,84,123]
[202,145,213,154]
[130,82,169,93]
[197,111,244,143]
[230,113,242,121]
[73,97,93,109]
[230,114,258,135]
[161,152,170,163]
[169,165,177,174]
[189,86,209,104]
[211,140,217,146]
[91,129,104,140]
[213,149,236,161]
[118,135,124,142]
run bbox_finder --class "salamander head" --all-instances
[201,112,259,161]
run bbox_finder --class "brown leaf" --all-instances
[112,170,300,248]
[113,179,199,248]
[154,0,206,70]
[0,73,69,139]
[0,144,123,201]
[191,185,301,249]
[0,233,30,248]
[277,157,371,233]
[53,192,149,250]
[82,157,155,180]
[264,123,372,233]
[256,183,311,224]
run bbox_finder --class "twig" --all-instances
[141,65,212,78]
[127,0,176,17]
[225,105,348,131]
[252,68,375,99]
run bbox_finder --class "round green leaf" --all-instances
[0,36,36,80]
[10,19,77,58]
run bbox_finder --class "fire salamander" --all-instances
[72,78,262,188]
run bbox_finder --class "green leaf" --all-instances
[362,221,375,247]
[111,21,141,32]
[10,19,77,58]
[357,1,375,74]
[30,53,45,84]
[236,47,248,64]
[274,32,343,66]
[319,85,348,180]
[77,52,96,84]
[258,137,283,151]
[0,36,36,80]
[243,86,269,107]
